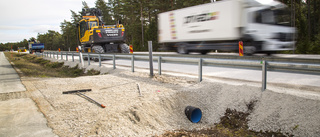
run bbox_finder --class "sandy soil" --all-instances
[20,65,320,137]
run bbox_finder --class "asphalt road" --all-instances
[138,52,320,59]
[48,52,320,89]
[103,59,320,88]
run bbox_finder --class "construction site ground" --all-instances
[1,52,320,136]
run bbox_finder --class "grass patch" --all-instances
[4,52,100,78]
[59,65,84,77]
[45,62,64,68]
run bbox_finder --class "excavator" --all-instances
[77,8,129,54]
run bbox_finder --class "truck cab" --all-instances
[242,0,296,54]
[28,42,44,54]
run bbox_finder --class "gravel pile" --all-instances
[21,60,320,136]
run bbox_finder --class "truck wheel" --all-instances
[92,45,105,53]
[120,43,129,53]
[177,46,189,54]
[200,50,209,55]
[244,46,256,56]
[243,41,256,56]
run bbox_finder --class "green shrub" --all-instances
[45,62,64,68]
[86,69,100,75]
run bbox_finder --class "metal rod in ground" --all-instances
[62,89,92,94]
[137,83,142,96]
[76,92,105,108]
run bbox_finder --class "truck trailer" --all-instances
[158,0,296,55]
[29,42,44,54]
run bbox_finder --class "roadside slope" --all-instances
[20,69,320,136]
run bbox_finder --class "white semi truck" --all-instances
[158,0,296,55]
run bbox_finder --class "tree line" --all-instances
[1,0,319,54]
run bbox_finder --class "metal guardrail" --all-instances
[38,51,320,91]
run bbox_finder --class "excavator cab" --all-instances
[78,19,88,42]
[78,16,100,45]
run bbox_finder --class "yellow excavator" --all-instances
[77,8,129,54]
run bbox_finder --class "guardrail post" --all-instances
[158,56,162,75]
[198,58,203,82]
[131,55,134,72]
[79,53,81,63]
[66,52,68,61]
[50,52,51,58]
[57,52,59,60]
[148,41,154,77]
[61,52,63,60]
[88,53,90,66]
[262,60,267,91]
[72,53,74,62]
[113,54,116,69]
[99,54,101,67]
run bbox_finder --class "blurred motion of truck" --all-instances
[158,0,296,55]
[28,42,44,54]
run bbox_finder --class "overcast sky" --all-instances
[0,0,96,43]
